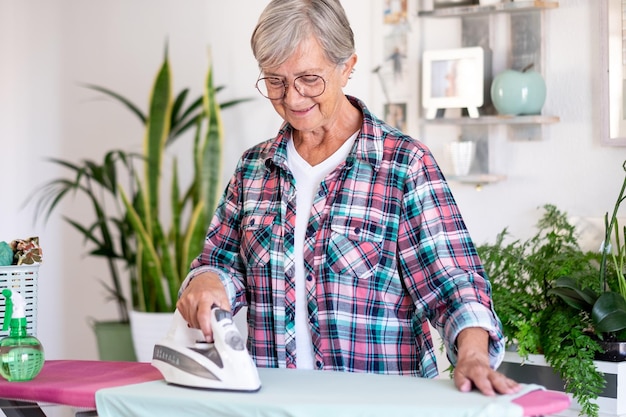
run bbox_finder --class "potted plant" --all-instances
[478,161,626,417]
[550,160,626,357]
[31,50,250,361]
[477,204,604,417]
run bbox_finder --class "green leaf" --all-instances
[592,292,626,333]
[119,186,167,312]
[170,88,190,128]
[202,56,223,222]
[549,276,597,310]
[144,54,172,239]
[82,84,147,124]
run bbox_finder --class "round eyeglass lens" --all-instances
[256,75,326,99]
[256,77,285,99]
[293,75,325,98]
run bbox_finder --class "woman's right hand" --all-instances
[176,272,230,342]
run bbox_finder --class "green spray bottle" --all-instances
[0,289,44,381]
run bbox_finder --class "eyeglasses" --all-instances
[255,74,327,100]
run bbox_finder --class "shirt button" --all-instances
[249,218,255,226]
[316,361,323,370]
[318,189,325,197]
[306,274,313,282]
[354,227,361,235]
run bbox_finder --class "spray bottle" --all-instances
[0,289,44,381]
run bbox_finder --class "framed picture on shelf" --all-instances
[421,46,484,119]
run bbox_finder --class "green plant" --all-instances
[551,161,626,342]
[478,204,605,417]
[118,53,218,313]
[31,50,250,318]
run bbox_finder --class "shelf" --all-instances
[447,173,506,188]
[417,0,558,186]
[421,114,560,126]
[418,1,559,18]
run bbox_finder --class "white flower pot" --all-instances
[447,141,476,176]
[128,310,175,363]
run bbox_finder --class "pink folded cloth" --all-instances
[512,389,571,417]
[0,360,162,408]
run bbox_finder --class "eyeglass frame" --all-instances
[255,73,328,100]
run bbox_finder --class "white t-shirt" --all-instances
[286,131,358,369]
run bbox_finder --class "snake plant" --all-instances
[31,50,250,317]
[119,52,247,313]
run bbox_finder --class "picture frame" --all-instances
[422,46,484,119]
[601,0,626,145]
[384,102,407,132]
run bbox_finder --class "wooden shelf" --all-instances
[417,1,559,186]
[418,1,559,18]
[421,114,560,126]
[447,173,506,188]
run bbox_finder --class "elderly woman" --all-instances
[177,0,519,396]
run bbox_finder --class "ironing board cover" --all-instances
[0,360,162,408]
[95,368,571,417]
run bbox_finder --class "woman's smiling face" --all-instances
[261,35,356,134]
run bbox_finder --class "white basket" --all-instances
[0,264,39,337]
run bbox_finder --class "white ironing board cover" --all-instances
[95,368,563,417]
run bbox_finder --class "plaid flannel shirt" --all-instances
[185,95,504,378]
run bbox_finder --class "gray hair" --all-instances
[251,0,355,70]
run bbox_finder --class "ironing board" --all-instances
[0,360,162,416]
[95,367,571,417]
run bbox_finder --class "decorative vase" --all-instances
[490,68,546,115]
[447,141,476,177]
[128,310,175,363]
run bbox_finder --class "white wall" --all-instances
[0,0,623,376]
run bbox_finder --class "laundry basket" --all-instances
[0,264,39,337]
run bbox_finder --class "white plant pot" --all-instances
[499,351,626,417]
[129,310,175,363]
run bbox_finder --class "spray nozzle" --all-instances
[1,289,26,332]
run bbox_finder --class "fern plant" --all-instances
[478,204,605,417]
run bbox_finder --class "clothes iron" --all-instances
[152,306,261,392]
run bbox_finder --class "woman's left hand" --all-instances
[454,328,521,396]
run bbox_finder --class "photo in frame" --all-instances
[384,102,408,132]
[421,46,485,119]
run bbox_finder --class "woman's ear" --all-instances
[341,53,358,86]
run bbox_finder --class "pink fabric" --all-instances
[0,360,162,408]
[513,389,571,417]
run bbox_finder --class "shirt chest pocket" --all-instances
[241,213,277,267]
[326,217,385,279]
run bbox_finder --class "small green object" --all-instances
[0,242,12,266]
[2,289,12,331]
[0,290,44,381]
